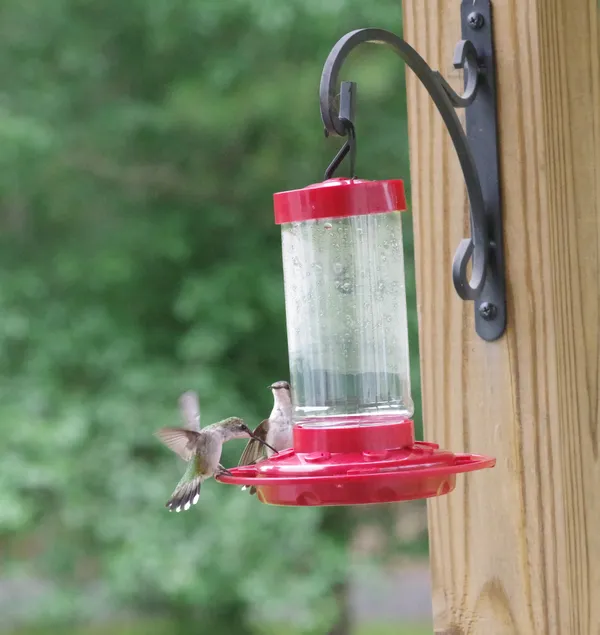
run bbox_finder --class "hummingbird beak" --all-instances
[250,432,278,454]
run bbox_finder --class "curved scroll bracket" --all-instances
[319,0,505,342]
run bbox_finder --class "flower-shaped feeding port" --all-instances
[217,177,495,506]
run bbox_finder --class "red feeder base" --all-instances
[216,418,495,506]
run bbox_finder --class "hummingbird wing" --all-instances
[238,419,269,466]
[178,391,201,431]
[154,427,200,462]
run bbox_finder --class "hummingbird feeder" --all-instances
[218,10,502,505]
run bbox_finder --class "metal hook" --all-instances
[324,124,356,179]
[324,81,357,179]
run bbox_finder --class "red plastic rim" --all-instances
[273,178,407,224]
[293,418,415,453]
[217,419,495,506]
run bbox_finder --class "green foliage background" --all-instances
[0,0,423,633]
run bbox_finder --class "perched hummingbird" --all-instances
[238,380,294,495]
[155,391,277,512]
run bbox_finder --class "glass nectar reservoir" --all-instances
[273,177,413,427]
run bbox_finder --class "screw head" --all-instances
[467,12,485,30]
[478,302,497,321]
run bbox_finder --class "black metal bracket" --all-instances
[319,0,506,341]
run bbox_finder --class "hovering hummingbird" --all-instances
[238,380,294,495]
[155,391,277,512]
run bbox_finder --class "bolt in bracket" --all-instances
[320,0,506,341]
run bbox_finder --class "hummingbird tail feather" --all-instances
[166,477,202,512]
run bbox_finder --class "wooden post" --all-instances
[402,0,600,633]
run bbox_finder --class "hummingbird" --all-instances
[155,391,277,512]
[238,380,294,495]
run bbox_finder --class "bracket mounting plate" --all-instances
[462,0,506,341]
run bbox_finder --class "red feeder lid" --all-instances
[273,178,407,225]
[216,419,495,506]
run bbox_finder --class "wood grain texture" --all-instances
[401,0,600,633]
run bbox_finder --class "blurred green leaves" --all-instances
[0,0,421,632]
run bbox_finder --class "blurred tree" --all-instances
[0,0,419,633]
